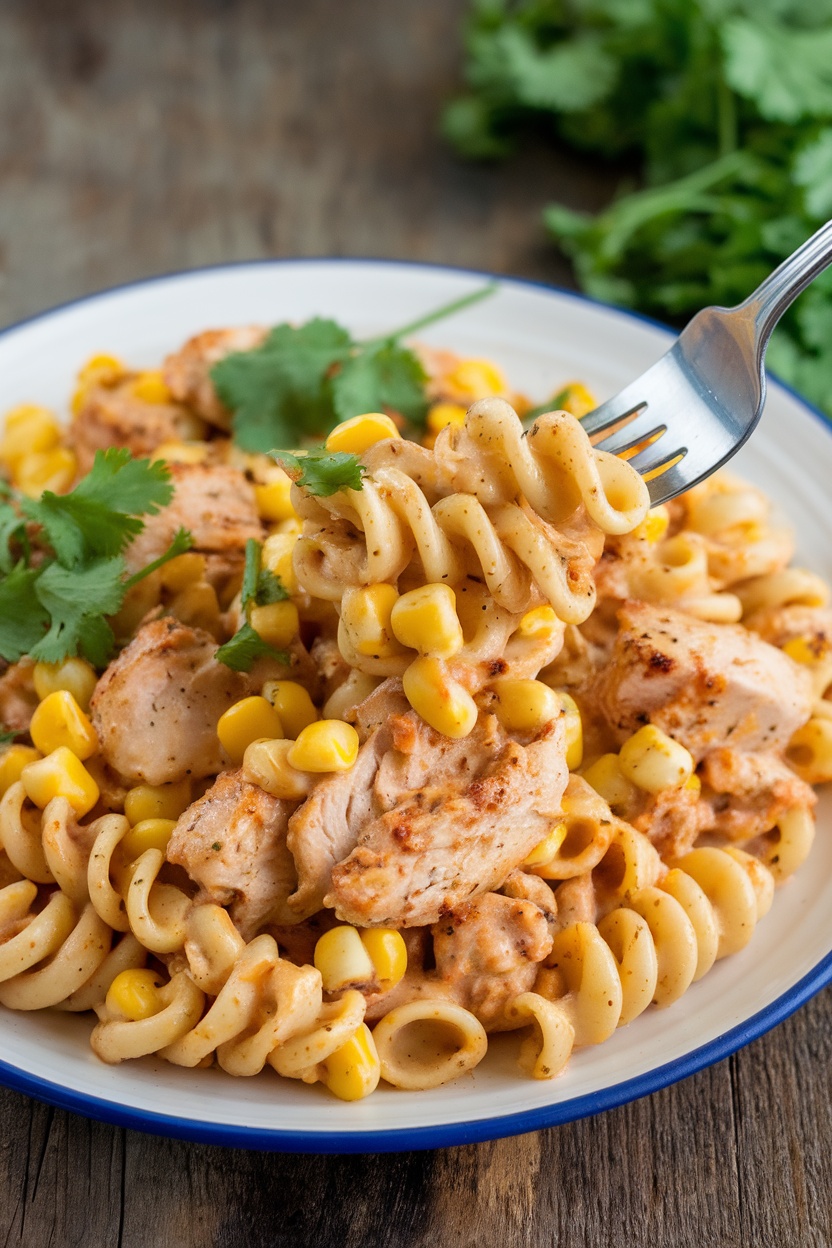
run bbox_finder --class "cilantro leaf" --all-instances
[333,344,428,426]
[30,557,125,666]
[274,449,365,496]
[722,20,832,125]
[211,319,352,453]
[215,622,288,673]
[215,540,290,673]
[0,498,27,574]
[0,726,16,747]
[20,449,174,566]
[212,286,496,451]
[0,562,50,662]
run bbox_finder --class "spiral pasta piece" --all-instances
[293,400,648,624]
[371,999,488,1089]
[0,781,54,884]
[529,846,776,1077]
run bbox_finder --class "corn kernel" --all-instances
[169,582,221,634]
[555,690,583,770]
[105,968,165,1021]
[523,822,567,867]
[446,358,507,400]
[33,657,98,711]
[582,753,636,814]
[685,773,702,794]
[77,353,125,386]
[242,738,313,800]
[159,552,207,592]
[550,381,596,419]
[288,720,359,772]
[21,747,100,815]
[217,697,285,764]
[121,818,177,859]
[360,928,407,991]
[248,599,299,648]
[314,925,375,991]
[0,745,41,797]
[261,531,299,596]
[341,584,403,658]
[321,1023,380,1102]
[325,413,400,455]
[427,402,467,435]
[390,584,463,660]
[14,447,77,496]
[0,405,61,467]
[261,681,318,738]
[515,605,563,644]
[490,678,561,735]
[783,635,830,666]
[152,440,210,464]
[402,657,478,739]
[130,370,171,404]
[633,505,670,544]
[124,780,192,824]
[254,470,295,522]
[29,690,98,760]
[618,724,694,794]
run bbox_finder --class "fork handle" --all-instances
[740,217,832,352]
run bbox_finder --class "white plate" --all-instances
[1,260,830,1153]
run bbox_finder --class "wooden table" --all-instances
[1,3,830,1244]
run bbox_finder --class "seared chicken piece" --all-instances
[125,461,263,589]
[68,379,201,475]
[162,326,266,430]
[91,618,253,785]
[287,683,568,927]
[167,769,297,937]
[318,708,566,928]
[0,659,37,734]
[595,601,812,759]
[431,892,553,1029]
[700,748,816,842]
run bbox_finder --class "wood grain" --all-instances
[0,2,830,1246]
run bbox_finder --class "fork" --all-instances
[578,219,832,505]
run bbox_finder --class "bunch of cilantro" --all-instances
[443,0,832,414]
[0,449,190,669]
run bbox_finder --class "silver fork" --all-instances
[579,219,832,505]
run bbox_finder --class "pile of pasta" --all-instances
[0,342,829,1102]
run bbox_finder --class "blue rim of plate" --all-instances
[0,256,830,1154]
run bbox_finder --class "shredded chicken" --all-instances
[0,659,37,734]
[700,747,816,842]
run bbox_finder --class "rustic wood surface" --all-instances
[0,2,830,1245]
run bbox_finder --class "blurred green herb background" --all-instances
[443,0,832,415]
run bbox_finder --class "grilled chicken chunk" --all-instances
[167,769,297,937]
[431,891,553,1029]
[125,461,263,589]
[306,706,567,928]
[0,659,37,734]
[595,601,812,759]
[68,379,201,475]
[700,747,816,842]
[286,683,568,927]
[90,618,251,785]
[162,326,266,429]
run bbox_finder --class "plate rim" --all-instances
[1,255,830,1153]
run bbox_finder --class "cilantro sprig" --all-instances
[0,449,192,668]
[274,449,365,497]
[215,539,290,672]
[444,2,832,419]
[211,283,497,453]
